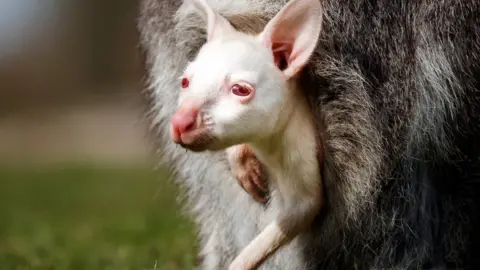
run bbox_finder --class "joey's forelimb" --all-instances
[226,144,269,203]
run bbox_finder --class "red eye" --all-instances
[231,84,251,96]
[181,78,189,88]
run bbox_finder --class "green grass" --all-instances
[0,164,197,270]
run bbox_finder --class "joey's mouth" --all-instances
[175,128,218,152]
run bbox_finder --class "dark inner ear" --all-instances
[272,42,291,71]
[274,51,288,71]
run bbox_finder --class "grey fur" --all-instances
[137,0,480,269]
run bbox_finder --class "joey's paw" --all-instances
[226,145,268,203]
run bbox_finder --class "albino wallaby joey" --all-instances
[170,0,324,268]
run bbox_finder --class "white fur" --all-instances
[141,0,308,268]
[171,0,324,269]
[180,36,285,144]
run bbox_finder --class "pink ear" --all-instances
[258,0,323,79]
[190,0,236,41]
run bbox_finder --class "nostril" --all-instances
[184,122,195,132]
[171,105,199,136]
[176,116,197,134]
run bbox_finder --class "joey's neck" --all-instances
[249,84,316,167]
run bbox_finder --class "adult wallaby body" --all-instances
[169,0,323,269]
[138,0,480,269]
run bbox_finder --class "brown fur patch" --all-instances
[228,13,271,35]
[235,144,269,202]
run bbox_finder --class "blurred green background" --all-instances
[0,1,197,269]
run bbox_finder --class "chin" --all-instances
[180,139,236,153]
[177,129,219,152]
[179,143,212,152]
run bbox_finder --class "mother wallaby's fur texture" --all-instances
[137,0,480,269]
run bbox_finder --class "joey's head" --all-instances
[170,0,323,152]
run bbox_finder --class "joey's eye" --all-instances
[181,78,189,88]
[231,84,251,96]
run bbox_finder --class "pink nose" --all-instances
[171,106,199,142]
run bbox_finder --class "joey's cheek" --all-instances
[210,101,245,124]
